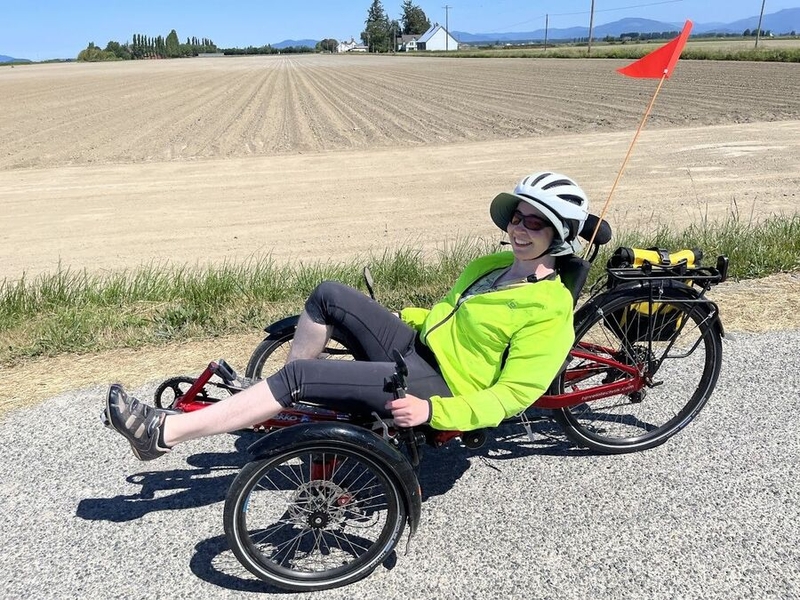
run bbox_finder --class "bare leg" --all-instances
[162,380,281,446]
[286,310,333,362]
[161,311,329,447]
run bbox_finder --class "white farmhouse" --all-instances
[398,34,421,52]
[337,38,369,53]
[416,23,459,51]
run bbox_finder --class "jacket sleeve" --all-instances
[427,305,574,431]
[399,307,430,332]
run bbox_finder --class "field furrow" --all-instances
[3,55,797,171]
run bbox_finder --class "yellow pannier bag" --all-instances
[607,247,702,343]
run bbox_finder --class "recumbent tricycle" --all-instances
[150,214,728,591]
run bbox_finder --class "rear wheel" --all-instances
[224,442,406,591]
[554,287,723,453]
[245,332,358,381]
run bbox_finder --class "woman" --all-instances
[105,171,590,461]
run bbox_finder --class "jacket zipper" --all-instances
[421,304,458,346]
[422,265,519,346]
[421,276,494,346]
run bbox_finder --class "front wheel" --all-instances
[245,331,358,381]
[553,286,723,453]
[224,441,407,591]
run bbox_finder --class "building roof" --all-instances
[417,23,456,43]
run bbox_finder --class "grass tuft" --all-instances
[1,214,797,364]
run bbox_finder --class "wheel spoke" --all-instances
[225,443,406,589]
[557,290,722,453]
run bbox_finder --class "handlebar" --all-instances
[385,349,425,467]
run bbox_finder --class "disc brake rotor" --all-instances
[287,480,350,529]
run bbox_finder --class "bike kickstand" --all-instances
[520,412,537,444]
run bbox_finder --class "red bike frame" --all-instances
[168,336,645,448]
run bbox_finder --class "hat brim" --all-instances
[490,192,567,242]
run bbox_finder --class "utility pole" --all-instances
[443,5,452,51]
[587,0,596,56]
[755,0,766,48]
[544,14,549,51]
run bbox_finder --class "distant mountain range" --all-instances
[452,8,800,43]
[0,54,32,63]
[272,39,319,49]
[271,7,800,48]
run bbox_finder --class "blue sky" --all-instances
[2,0,797,60]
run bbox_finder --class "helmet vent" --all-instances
[542,178,574,190]
[557,193,585,206]
[530,173,551,186]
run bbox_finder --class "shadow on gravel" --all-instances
[79,415,590,593]
[417,412,590,501]
[78,416,588,522]
[187,415,587,593]
[188,533,399,593]
[189,534,289,594]
[479,412,593,460]
[76,432,261,522]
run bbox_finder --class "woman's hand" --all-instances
[385,393,431,427]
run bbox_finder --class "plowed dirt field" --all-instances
[1,54,798,280]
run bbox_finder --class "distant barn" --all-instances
[416,24,459,51]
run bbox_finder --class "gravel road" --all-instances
[2,330,799,600]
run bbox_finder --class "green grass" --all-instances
[427,38,800,62]
[1,214,798,365]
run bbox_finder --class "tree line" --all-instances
[271,1,434,54]
[78,30,217,61]
[605,29,780,43]
[77,1,432,61]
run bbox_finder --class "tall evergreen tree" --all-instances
[401,0,431,35]
[165,29,180,57]
[361,0,391,52]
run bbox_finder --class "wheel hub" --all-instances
[287,480,348,528]
[308,510,330,529]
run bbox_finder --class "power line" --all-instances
[493,0,684,32]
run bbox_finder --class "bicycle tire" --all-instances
[245,332,359,381]
[553,285,723,454]
[224,442,406,591]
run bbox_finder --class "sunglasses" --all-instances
[509,210,551,231]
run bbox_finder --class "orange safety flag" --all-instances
[617,20,693,78]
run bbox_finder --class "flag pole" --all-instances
[583,71,668,255]
[582,20,692,258]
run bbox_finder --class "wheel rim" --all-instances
[232,446,403,585]
[559,294,721,449]
[250,335,356,380]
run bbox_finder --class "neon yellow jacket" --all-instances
[400,252,574,431]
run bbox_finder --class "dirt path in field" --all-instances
[1,120,798,281]
[1,55,798,414]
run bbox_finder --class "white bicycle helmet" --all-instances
[490,171,590,256]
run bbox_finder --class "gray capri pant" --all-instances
[265,281,452,417]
